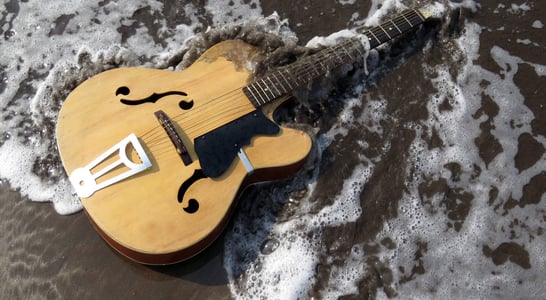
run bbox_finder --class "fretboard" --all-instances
[243,8,428,108]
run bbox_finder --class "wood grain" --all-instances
[56,40,312,264]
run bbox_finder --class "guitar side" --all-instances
[56,40,312,264]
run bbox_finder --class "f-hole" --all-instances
[116,86,130,96]
[177,169,207,214]
[184,199,199,214]
[179,100,194,110]
[116,86,192,108]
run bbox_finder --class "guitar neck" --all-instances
[244,8,429,107]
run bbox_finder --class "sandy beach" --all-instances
[1,0,545,299]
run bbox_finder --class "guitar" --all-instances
[56,5,441,265]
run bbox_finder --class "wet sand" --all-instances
[1,0,545,299]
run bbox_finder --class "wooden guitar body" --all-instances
[56,40,312,264]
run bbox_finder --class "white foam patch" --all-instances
[366,0,407,26]
[0,137,78,214]
[205,0,262,25]
[448,0,480,12]
[306,29,362,48]
[225,162,373,300]
[509,2,532,13]
[532,20,544,29]
[373,17,546,300]
[338,0,357,5]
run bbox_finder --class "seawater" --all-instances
[0,0,544,299]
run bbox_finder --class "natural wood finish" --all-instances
[56,40,312,264]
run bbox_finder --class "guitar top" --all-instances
[56,6,439,264]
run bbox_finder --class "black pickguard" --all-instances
[194,110,279,178]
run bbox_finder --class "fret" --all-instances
[330,47,342,67]
[271,71,290,93]
[307,59,321,78]
[321,52,336,72]
[258,79,276,99]
[266,76,282,96]
[372,27,388,43]
[335,44,349,63]
[325,51,337,69]
[250,84,267,105]
[306,67,316,81]
[378,24,392,39]
[289,64,305,86]
[341,42,355,61]
[352,39,365,56]
[298,62,314,83]
[263,78,275,96]
[243,85,259,107]
[385,24,395,35]
[409,10,424,24]
[340,44,354,63]
[401,14,412,27]
[307,64,317,80]
[280,68,295,90]
[365,30,381,48]
[393,16,412,32]
[318,60,330,73]
[291,61,312,85]
[392,12,411,31]
[415,9,426,22]
[307,58,320,78]
[301,60,317,81]
[318,59,329,73]
[390,20,402,34]
[354,39,366,56]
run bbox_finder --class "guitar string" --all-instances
[149,9,421,134]
[139,45,350,159]
[136,79,251,146]
[250,9,422,101]
[140,88,249,144]
[139,10,422,147]
[170,90,253,133]
[141,48,393,155]
[139,88,252,157]
[136,9,423,158]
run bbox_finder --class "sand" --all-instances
[1,0,545,299]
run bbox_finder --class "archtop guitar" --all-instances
[56,5,440,264]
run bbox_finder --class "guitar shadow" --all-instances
[147,234,230,286]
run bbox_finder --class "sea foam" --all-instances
[374,14,546,300]
[1,0,544,299]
